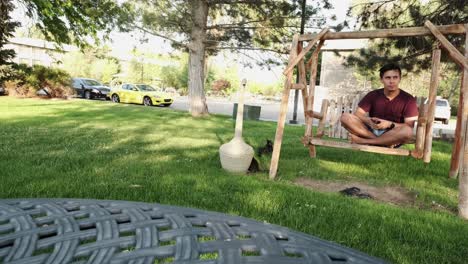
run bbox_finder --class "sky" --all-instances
[11,0,354,85]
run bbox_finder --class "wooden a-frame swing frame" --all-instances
[268,21,468,218]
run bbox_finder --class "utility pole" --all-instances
[141,61,144,83]
[290,0,307,124]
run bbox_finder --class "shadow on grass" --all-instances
[273,125,459,210]
[0,98,467,263]
[0,98,459,209]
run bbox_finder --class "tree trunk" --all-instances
[447,78,459,102]
[188,0,209,117]
[204,54,209,86]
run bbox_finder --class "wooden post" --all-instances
[458,27,468,219]
[304,40,325,158]
[284,28,329,75]
[328,100,336,138]
[336,96,343,139]
[450,25,468,178]
[299,24,465,41]
[332,100,339,138]
[351,94,359,113]
[342,96,351,139]
[305,111,323,119]
[412,102,427,159]
[423,47,441,163]
[425,21,468,70]
[298,47,309,121]
[316,99,329,138]
[301,85,309,121]
[269,35,299,180]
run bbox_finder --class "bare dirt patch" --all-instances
[295,177,417,206]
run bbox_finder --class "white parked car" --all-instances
[426,97,451,124]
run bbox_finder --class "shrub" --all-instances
[4,64,75,99]
[0,64,16,84]
[210,79,231,96]
[261,83,282,97]
[177,88,188,96]
[240,81,283,97]
[4,80,36,97]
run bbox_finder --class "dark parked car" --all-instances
[71,77,111,100]
[0,86,6,96]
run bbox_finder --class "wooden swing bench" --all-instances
[269,21,468,183]
[309,94,429,158]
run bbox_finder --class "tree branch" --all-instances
[207,0,270,5]
[209,45,288,54]
[132,24,188,48]
[206,15,299,29]
[350,0,396,8]
[208,25,320,30]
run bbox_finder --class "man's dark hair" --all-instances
[379,63,402,78]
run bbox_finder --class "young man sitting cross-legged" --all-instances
[340,63,419,147]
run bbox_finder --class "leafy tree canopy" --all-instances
[343,0,467,73]
[15,0,134,48]
[61,46,121,83]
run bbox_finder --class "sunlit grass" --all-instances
[0,97,467,264]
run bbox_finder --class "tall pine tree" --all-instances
[133,0,332,116]
[344,0,467,73]
[0,0,19,65]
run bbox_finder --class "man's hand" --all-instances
[370,117,393,130]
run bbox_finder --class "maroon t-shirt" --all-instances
[358,88,418,123]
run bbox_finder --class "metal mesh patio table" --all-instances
[0,199,386,264]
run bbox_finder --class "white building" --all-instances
[5,37,78,67]
[5,37,179,84]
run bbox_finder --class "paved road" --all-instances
[172,95,308,123]
[171,95,456,135]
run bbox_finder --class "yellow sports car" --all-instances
[110,84,173,107]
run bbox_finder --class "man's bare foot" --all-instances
[349,133,365,144]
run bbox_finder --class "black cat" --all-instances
[257,139,273,157]
[248,157,260,173]
[248,139,274,173]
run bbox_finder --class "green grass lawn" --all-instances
[1,97,467,264]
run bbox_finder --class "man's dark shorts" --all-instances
[365,124,390,137]
[369,128,389,137]
[366,125,402,148]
